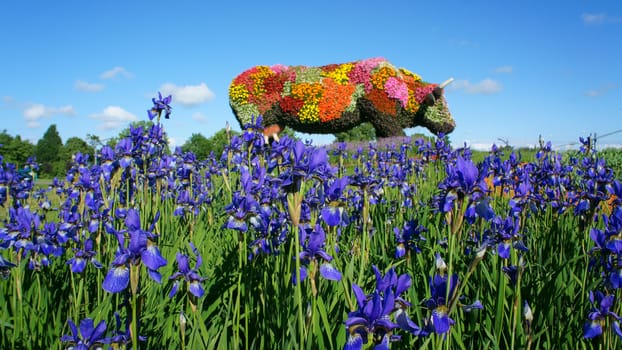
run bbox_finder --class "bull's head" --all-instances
[420,78,455,135]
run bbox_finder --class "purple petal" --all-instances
[102,266,129,293]
[125,209,141,231]
[345,316,369,328]
[372,334,390,350]
[129,230,148,253]
[68,319,79,338]
[147,269,163,283]
[190,243,203,269]
[601,295,615,311]
[351,283,366,309]
[169,281,180,298]
[395,274,412,296]
[395,244,405,259]
[141,243,167,270]
[175,253,190,273]
[60,334,75,342]
[395,309,425,336]
[321,207,342,227]
[91,259,103,269]
[462,300,484,312]
[375,317,399,332]
[583,321,602,338]
[292,266,307,285]
[432,309,453,334]
[316,250,333,262]
[189,281,205,298]
[89,320,107,342]
[79,318,95,340]
[345,333,363,350]
[609,270,622,289]
[497,242,511,259]
[319,262,342,281]
[69,258,86,273]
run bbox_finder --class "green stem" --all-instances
[510,254,522,350]
[494,257,506,345]
[357,188,370,286]
[293,223,306,348]
[130,264,140,350]
[12,252,23,346]
[233,237,243,349]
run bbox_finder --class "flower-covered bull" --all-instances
[229,57,455,141]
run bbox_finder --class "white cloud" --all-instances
[100,66,133,80]
[168,137,185,149]
[191,112,209,123]
[159,83,215,106]
[451,78,502,95]
[90,106,138,130]
[22,104,75,128]
[75,80,105,92]
[585,83,616,97]
[493,66,513,74]
[582,13,606,25]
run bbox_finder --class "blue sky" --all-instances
[1,1,621,151]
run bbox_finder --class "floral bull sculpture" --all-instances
[229,57,455,142]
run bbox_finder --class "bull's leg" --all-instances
[369,118,406,138]
[263,124,283,144]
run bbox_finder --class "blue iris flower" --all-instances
[295,224,342,284]
[67,238,102,273]
[583,290,622,339]
[148,92,172,120]
[169,243,207,298]
[102,209,167,293]
[394,219,427,258]
[345,266,425,349]
[0,252,16,279]
[60,318,110,350]
[424,274,458,334]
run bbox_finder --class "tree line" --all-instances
[0,121,384,179]
[0,121,238,179]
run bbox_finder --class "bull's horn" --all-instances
[439,78,454,89]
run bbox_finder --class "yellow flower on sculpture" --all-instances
[229,83,249,106]
[371,66,396,90]
[298,102,320,123]
[291,82,323,102]
[399,68,422,82]
[323,63,354,85]
[250,66,274,97]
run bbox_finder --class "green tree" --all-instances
[35,124,63,176]
[0,130,35,166]
[9,135,35,166]
[334,123,376,143]
[86,134,104,150]
[181,133,212,160]
[181,128,241,159]
[207,128,237,157]
[61,136,95,164]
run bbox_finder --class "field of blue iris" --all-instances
[1,94,622,349]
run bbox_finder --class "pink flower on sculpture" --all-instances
[384,77,409,107]
[414,85,436,104]
[270,64,289,74]
[348,57,386,93]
